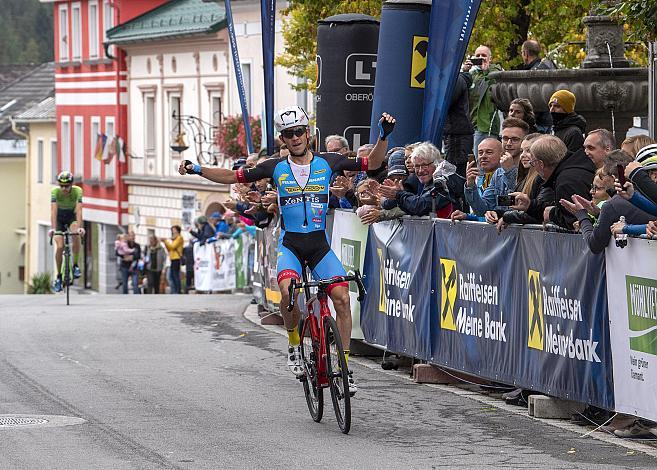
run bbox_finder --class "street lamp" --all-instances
[170,101,189,154]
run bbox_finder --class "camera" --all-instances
[470,57,484,66]
[496,194,516,207]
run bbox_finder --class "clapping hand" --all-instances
[360,208,381,225]
[261,190,277,205]
[329,175,351,199]
[246,191,262,204]
[378,178,402,199]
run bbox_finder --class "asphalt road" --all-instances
[0,294,655,469]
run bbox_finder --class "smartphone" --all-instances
[470,57,484,66]
[467,153,476,165]
[497,194,516,207]
[617,164,626,186]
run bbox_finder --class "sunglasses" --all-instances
[60,184,71,189]
[280,127,306,139]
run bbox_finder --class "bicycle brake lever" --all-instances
[354,270,367,301]
[287,279,296,312]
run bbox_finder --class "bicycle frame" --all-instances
[303,284,332,388]
[50,228,83,305]
[290,269,366,389]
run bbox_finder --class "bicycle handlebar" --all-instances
[286,270,367,312]
[49,230,84,246]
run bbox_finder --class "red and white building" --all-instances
[43,0,167,292]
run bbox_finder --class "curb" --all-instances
[242,304,657,458]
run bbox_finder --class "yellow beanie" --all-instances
[549,90,576,114]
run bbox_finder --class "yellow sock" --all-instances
[287,327,300,347]
[344,349,350,365]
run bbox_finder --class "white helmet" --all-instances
[274,105,309,132]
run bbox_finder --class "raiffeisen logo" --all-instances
[527,270,544,350]
[440,258,457,331]
[626,275,657,355]
[527,269,599,363]
[439,258,506,342]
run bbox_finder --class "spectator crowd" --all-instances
[123,39,657,436]
[213,39,657,435]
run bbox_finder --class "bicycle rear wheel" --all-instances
[299,315,323,422]
[324,315,351,434]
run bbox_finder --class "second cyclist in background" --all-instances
[49,171,85,292]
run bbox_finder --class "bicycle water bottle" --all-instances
[615,216,628,248]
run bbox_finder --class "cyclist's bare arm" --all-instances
[50,202,57,231]
[366,113,396,171]
[75,203,83,228]
[178,160,237,184]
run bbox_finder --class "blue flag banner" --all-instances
[260,0,276,155]
[225,0,255,154]
[420,0,481,145]
[361,219,434,360]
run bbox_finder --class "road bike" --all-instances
[50,228,83,306]
[287,269,366,434]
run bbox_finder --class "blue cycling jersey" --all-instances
[236,152,367,233]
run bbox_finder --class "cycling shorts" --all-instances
[276,230,347,293]
[56,208,76,232]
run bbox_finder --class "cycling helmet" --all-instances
[635,144,657,171]
[274,105,309,132]
[57,171,74,185]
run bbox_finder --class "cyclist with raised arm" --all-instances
[49,171,85,292]
[179,106,395,395]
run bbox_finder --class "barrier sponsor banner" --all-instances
[194,242,221,292]
[330,210,370,339]
[361,219,434,358]
[432,221,613,408]
[193,240,237,292]
[607,238,657,420]
[432,221,517,379]
[518,229,612,408]
[215,239,237,291]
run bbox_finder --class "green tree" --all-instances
[276,0,383,92]
[467,0,591,69]
[277,0,647,93]
[0,0,52,64]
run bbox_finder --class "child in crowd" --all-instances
[114,233,134,256]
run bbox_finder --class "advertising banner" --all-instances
[421,0,482,144]
[432,221,518,380]
[330,210,370,339]
[361,219,434,359]
[518,229,613,408]
[193,242,220,292]
[214,239,237,291]
[607,238,657,420]
[432,222,613,408]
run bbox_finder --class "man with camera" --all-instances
[462,45,503,154]
[464,118,529,217]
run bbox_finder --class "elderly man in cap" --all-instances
[548,89,587,154]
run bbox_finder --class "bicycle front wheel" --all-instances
[324,315,351,434]
[300,315,323,422]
